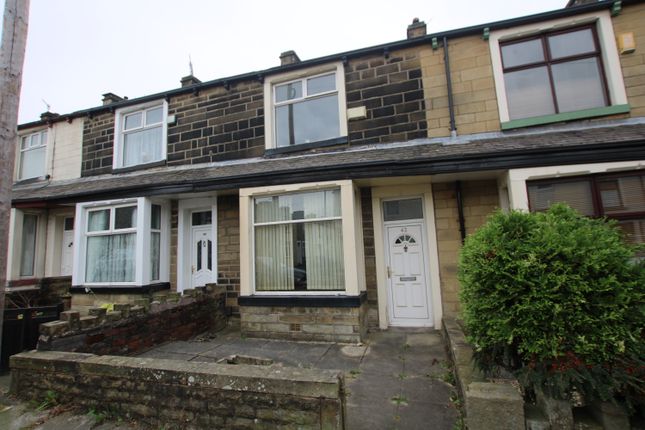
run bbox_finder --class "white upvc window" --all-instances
[264,62,348,149]
[489,11,629,129]
[113,101,168,168]
[18,130,47,180]
[240,180,365,296]
[73,198,170,287]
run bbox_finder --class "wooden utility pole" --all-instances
[0,0,30,362]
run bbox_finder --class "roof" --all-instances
[18,0,643,130]
[12,120,645,204]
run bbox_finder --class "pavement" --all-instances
[0,326,459,430]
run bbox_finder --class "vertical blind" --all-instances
[253,189,344,291]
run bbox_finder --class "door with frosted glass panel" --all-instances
[191,226,212,288]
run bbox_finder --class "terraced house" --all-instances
[7,0,645,342]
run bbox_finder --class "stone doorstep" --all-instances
[10,350,343,400]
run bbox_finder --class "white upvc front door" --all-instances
[385,222,432,326]
[191,225,213,288]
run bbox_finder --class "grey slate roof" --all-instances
[12,120,645,204]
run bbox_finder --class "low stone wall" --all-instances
[240,301,368,343]
[10,350,345,429]
[38,285,226,355]
[442,318,525,430]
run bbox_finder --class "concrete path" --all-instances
[0,327,459,429]
[139,327,459,430]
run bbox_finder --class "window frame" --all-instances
[263,62,348,151]
[17,129,48,180]
[240,180,364,297]
[73,197,170,287]
[252,188,345,293]
[527,171,645,244]
[113,100,168,169]
[489,11,629,130]
[500,24,610,119]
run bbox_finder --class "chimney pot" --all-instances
[280,50,301,66]
[102,92,123,105]
[407,18,427,39]
[181,75,202,87]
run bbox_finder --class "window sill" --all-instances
[501,104,631,131]
[70,282,170,294]
[238,291,366,308]
[112,159,167,174]
[264,136,348,157]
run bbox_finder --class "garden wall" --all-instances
[37,285,226,355]
[10,350,345,429]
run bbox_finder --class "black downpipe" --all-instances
[443,36,457,137]
[455,181,466,243]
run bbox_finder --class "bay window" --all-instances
[254,189,344,291]
[527,172,645,247]
[73,198,170,287]
[240,180,365,296]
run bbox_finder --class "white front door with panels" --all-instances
[60,217,74,276]
[191,225,213,288]
[383,197,432,326]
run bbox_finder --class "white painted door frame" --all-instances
[371,183,443,329]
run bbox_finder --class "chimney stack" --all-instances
[40,111,60,122]
[102,92,124,105]
[181,75,202,87]
[280,50,301,66]
[407,18,427,39]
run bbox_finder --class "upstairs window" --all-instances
[490,12,629,129]
[19,130,47,180]
[264,63,347,150]
[501,25,608,121]
[114,101,167,169]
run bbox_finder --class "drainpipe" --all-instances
[443,37,457,138]
[455,181,466,243]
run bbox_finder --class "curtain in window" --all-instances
[20,146,46,179]
[150,232,160,281]
[20,214,38,276]
[123,126,162,166]
[86,233,136,282]
[304,220,344,290]
[255,224,294,291]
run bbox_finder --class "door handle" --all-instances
[387,266,392,279]
[191,265,195,274]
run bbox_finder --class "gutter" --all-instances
[18,0,638,130]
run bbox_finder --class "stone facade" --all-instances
[346,48,427,146]
[166,82,265,166]
[420,38,499,138]
[614,2,645,117]
[240,302,368,343]
[10,350,345,429]
[81,112,114,176]
[39,286,226,356]
[360,188,379,328]
[432,180,499,316]
[218,195,241,314]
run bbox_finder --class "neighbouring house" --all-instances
[7,0,645,343]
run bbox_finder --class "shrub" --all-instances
[459,204,644,407]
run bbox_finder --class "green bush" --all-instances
[458,204,644,407]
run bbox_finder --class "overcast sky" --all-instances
[11,0,566,124]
